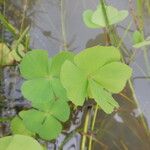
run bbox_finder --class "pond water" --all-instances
[0,0,150,149]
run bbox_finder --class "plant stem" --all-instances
[117,21,132,49]
[99,0,118,46]
[88,104,99,150]
[143,47,150,76]
[136,0,143,30]
[20,0,28,33]
[81,108,91,150]
[60,0,67,51]
[0,13,19,36]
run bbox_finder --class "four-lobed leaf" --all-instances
[0,134,43,150]
[20,50,74,104]
[60,46,132,114]
[11,116,34,136]
[19,100,70,140]
[83,4,128,29]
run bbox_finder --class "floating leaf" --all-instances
[20,50,74,103]
[19,100,70,140]
[83,5,128,28]
[11,116,34,136]
[60,46,132,114]
[0,134,43,150]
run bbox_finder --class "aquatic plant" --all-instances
[83,4,128,29]
[2,0,149,150]
[9,44,130,142]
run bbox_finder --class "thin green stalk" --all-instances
[143,47,150,76]
[81,108,91,150]
[16,26,30,47]
[100,0,125,63]
[99,0,118,46]
[146,0,150,15]
[60,0,67,51]
[20,0,28,33]
[0,13,19,36]
[137,0,143,15]
[136,0,143,25]
[117,22,132,49]
[88,104,99,150]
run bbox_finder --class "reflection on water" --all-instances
[0,0,150,149]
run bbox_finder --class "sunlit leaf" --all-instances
[93,62,132,93]
[60,60,87,106]
[74,46,120,74]
[89,80,119,114]
[0,134,43,150]
[61,46,132,113]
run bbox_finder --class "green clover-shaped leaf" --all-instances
[11,116,34,136]
[20,50,74,103]
[60,46,132,114]
[0,134,43,150]
[19,100,70,140]
[83,5,128,28]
